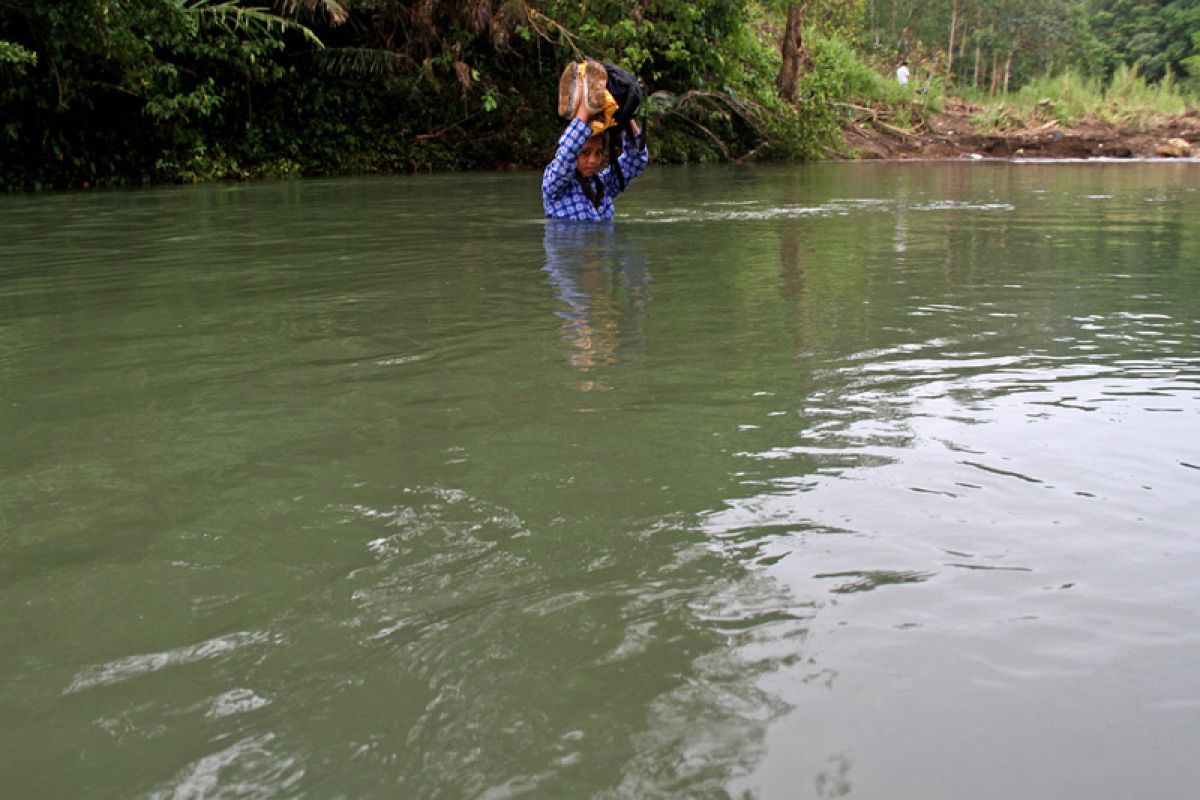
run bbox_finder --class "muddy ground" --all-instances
[841,96,1200,160]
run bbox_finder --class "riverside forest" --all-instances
[2,1,1199,190]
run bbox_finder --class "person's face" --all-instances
[577,136,605,177]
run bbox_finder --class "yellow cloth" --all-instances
[588,91,620,135]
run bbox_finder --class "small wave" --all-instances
[374,354,424,366]
[148,733,303,800]
[65,631,277,694]
[1012,156,1200,164]
[909,200,1015,212]
[634,199,898,224]
[206,688,271,719]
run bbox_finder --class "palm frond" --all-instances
[275,0,349,27]
[185,1,324,48]
[312,47,414,77]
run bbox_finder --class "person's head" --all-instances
[577,133,606,178]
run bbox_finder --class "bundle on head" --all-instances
[557,59,644,190]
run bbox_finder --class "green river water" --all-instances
[2,161,1199,798]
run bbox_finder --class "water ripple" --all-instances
[64,631,279,694]
[147,733,304,800]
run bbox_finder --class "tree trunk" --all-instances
[1003,51,1013,94]
[973,44,981,88]
[777,2,810,102]
[947,0,958,78]
[989,50,999,95]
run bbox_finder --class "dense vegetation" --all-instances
[1,1,1198,190]
[865,0,1200,93]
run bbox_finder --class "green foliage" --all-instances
[808,32,889,99]
[966,101,1022,132]
[1088,0,1200,84]
[963,64,1198,129]
[1105,63,1196,116]
[1000,71,1107,122]
[533,0,770,95]
[29,0,1177,189]
[791,28,942,152]
[3,0,826,187]
[1,0,1198,189]
[186,1,325,48]
[0,39,37,69]
[794,32,870,155]
[804,0,869,43]
[0,0,329,188]
[1185,29,1200,80]
[862,0,1200,94]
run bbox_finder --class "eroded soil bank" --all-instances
[843,97,1200,160]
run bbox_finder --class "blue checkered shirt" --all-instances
[542,118,648,221]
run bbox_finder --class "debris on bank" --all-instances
[841,96,1200,160]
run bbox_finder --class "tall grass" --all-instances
[962,66,1199,130]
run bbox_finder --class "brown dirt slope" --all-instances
[842,96,1200,160]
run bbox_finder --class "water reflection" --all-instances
[813,570,934,594]
[542,221,649,390]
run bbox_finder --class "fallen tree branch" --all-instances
[733,142,770,163]
[415,111,482,141]
[667,111,732,159]
[873,119,919,139]
[833,101,879,120]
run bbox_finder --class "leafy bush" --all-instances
[793,30,944,151]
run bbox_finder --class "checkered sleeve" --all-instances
[602,129,649,198]
[542,119,592,213]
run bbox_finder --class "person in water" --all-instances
[542,76,648,221]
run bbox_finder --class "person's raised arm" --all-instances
[605,119,647,197]
[543,74,593,205]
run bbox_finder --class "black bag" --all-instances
[601,61,644,190]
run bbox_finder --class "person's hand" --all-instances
[573,67,591,122]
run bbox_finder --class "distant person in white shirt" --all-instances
[896,61,910,86]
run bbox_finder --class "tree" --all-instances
[0,1,340,187]
[1088,0,1200,81]
[778,2,811,100]
[862,0,1097,89]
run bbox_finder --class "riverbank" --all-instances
[842,96,1200,160]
